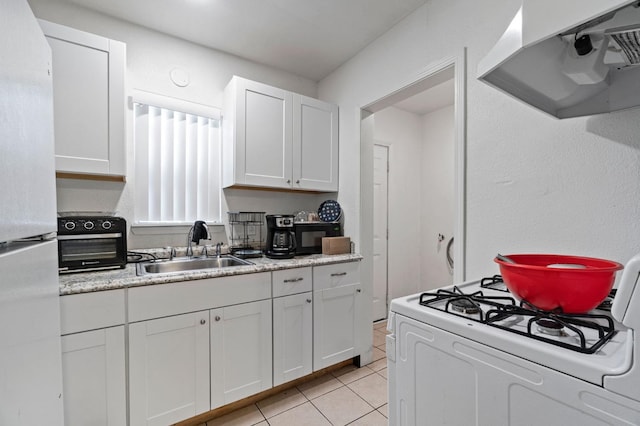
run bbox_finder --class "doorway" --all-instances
[372,144,389,321]
[360,52,466,315]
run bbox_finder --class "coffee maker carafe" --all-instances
[265,215,296,259]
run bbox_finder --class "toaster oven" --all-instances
[57,216,127,272]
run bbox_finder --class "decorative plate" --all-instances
[318,200,342,222]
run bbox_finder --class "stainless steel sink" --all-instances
[136,255,253,276]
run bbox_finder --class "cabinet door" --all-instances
[235,78,293,188]
[293,95,339,191]
[273,292,313,386]
[129,312,210,426]
[41,20,125,177]
[211,299,272,409]
[61,326,126,426]
[313,283,361,370]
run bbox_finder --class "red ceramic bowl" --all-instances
[494,254,623,313]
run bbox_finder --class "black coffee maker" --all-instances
[265,215,296,259]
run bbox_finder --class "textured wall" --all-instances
[421,105,455,290]
[319,0,640,285]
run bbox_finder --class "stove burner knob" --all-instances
[102,220,112,230]
[64,221,76,231]
[84,221,95,230]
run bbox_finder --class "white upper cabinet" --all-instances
[223,77,293,188]
[223,76,338,192]
[39,20,126,178]
[293,95,339,191]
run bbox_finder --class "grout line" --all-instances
[344,408,378,425]
[216,326,385,425]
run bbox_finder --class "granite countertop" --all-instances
[59,252,363,295]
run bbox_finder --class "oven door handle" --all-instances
[58,233,122,240]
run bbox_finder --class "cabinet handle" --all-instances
[200,319,206,325]
[306,298,312,303]
[356,289,362,293]
[215,315,221,321]
[284,277,303,283]
[331,272,347,277]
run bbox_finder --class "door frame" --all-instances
[360,49,467,290]
[372,141,390,321]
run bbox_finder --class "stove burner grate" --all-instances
[419,286,516,322]
[418,282,617,354]
[485,305,616,354]
[596,289,617,312]
[480,275,509,292]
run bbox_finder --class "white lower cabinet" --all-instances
[273,292,313,386]
[128,300,272,424]
[211,299,273,409]
[313,262,362,371]
[61,326,126,426]
[129,312,210,426]
[63,261,363,425]
[60,290,126,426]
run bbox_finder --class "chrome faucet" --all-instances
[215,242,223,257]
[165,246,177,260]
[187,220,210,258]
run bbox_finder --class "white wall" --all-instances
[28,0,328,249]
[421,105,454,289]
[371,105,454,297]
[319,0,640,285]
[372,107,423,299]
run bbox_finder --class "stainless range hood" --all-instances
[478,0,640,118]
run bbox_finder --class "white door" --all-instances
[373,144,389,321]
[61,326,126,426]
[210,300,272,409]
[273,292,313,386]
[129,312,210,426]
[313,284,358,370]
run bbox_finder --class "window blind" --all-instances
[134,103,221,225]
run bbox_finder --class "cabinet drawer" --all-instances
[60,289,125,335]
[128,272,271,322]
[313,262,360,291]
[273,267,312,297]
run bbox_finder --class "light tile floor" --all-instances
[201,320,389,426]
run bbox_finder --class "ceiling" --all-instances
[64,0,430,81]
[365,66,455,116]
[394,79,455,116]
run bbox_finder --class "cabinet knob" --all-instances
[356,289,362,293]
[296,180,300,184]
[215,315,221,321]
[287,179,291,184]
[306,298,312,303]
[200,319,206,325]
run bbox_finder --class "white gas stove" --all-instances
[386,254,640,425]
